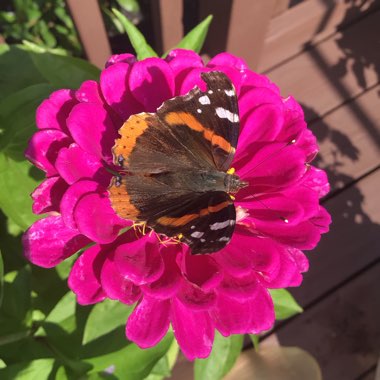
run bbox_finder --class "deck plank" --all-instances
[276,261,380,380]
[259,0,380,72]
[266,10,380,121]
[310,85,380,193]
[292,169,380,306]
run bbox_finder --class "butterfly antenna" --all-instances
[245,139,297,176]
[246,193,290,224]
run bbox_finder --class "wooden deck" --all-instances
[170,1,380,379]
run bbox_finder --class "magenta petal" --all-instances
[171,298,214,360]
[100,62,143,120]
[23,216,90,268]
[218,272,260,299]
[114,235,164,285]
[141,245,181,299]
[208,52,248,70]
[31,176,68,214]
[75,80,103,104]
[101,253,141,304]
[126,297,170,348]
[244,193,305,228]
[310,206,331,234]
[239,87,283,120]
[60,180,101,230]
[166,49,203,74]
[68,245,106,305]
[36,89,77,133]
[177,280,217,310]
[25,129,71,176]
[238,104,284,152]
[55,143,110,186]
[105,53,136,67]
[179,67,211,95]
[74,192,128,244]
[302,166,330,198]
[211,286,274,336]
[129,58,175,111]
[67,103,118,162]
[238,143,306,188]
[179,251,222,290]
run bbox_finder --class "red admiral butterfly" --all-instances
[109,71,247,254]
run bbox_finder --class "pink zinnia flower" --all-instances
[23,49,331,360]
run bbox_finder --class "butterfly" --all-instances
[108,71,247,254]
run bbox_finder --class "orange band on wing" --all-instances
[157,200,232,227]
[113,113,152,166]
[165,112,233,154]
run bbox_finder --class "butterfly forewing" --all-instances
[157,71,239,171]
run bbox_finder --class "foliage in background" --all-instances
[0,0,142,57]
[0,11,304,379]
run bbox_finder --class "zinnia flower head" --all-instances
[23,49,331,360]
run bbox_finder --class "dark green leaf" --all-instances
[0,358,54,380]
[111,8,157,60]
[0,267,31,324]
[0,251,3,307]
[0,154,42,230]
[85,333,174,380]
[143,338,179,380]
[0,83,55,160]
[26,47,100,88]
[270,289,303,320]
[83,299,134,344]
[194,332,243,380]
[0,45,46,101]
[175,15,213,53]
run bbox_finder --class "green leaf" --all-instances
[249,334,260,352]
[25,47,100,88]
[0,251,3,307]
[116,0,141,14]
[0,154,43,230]
[144,338,179,380]
[85,333,175,380]
[1,268,31,324]
[194,332,243,380]
[111,8,157,60]
[270,289,303,320]
[0,358,54,380]
[0,83,55,160]
[83,299,134,344]
[175,15,213,53]
[35,292,76,337]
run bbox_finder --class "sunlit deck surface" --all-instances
[171,1,380,379]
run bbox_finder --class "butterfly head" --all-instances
[225,173,248,194]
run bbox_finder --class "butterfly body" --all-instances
[109,71,245,254]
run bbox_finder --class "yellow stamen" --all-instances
[227,167,235,174]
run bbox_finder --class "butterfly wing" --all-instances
[157,71,239,171]
[110,174,236,253]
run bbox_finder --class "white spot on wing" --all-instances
[191,225,195,229]
[191,231,204,238]
[198,95,210,105]
[215,107,239,123]
[210,220,235,230]
[224,89,235,96]
[197,108,202,113]
[200,238,206,242]
[218,236,230,242]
